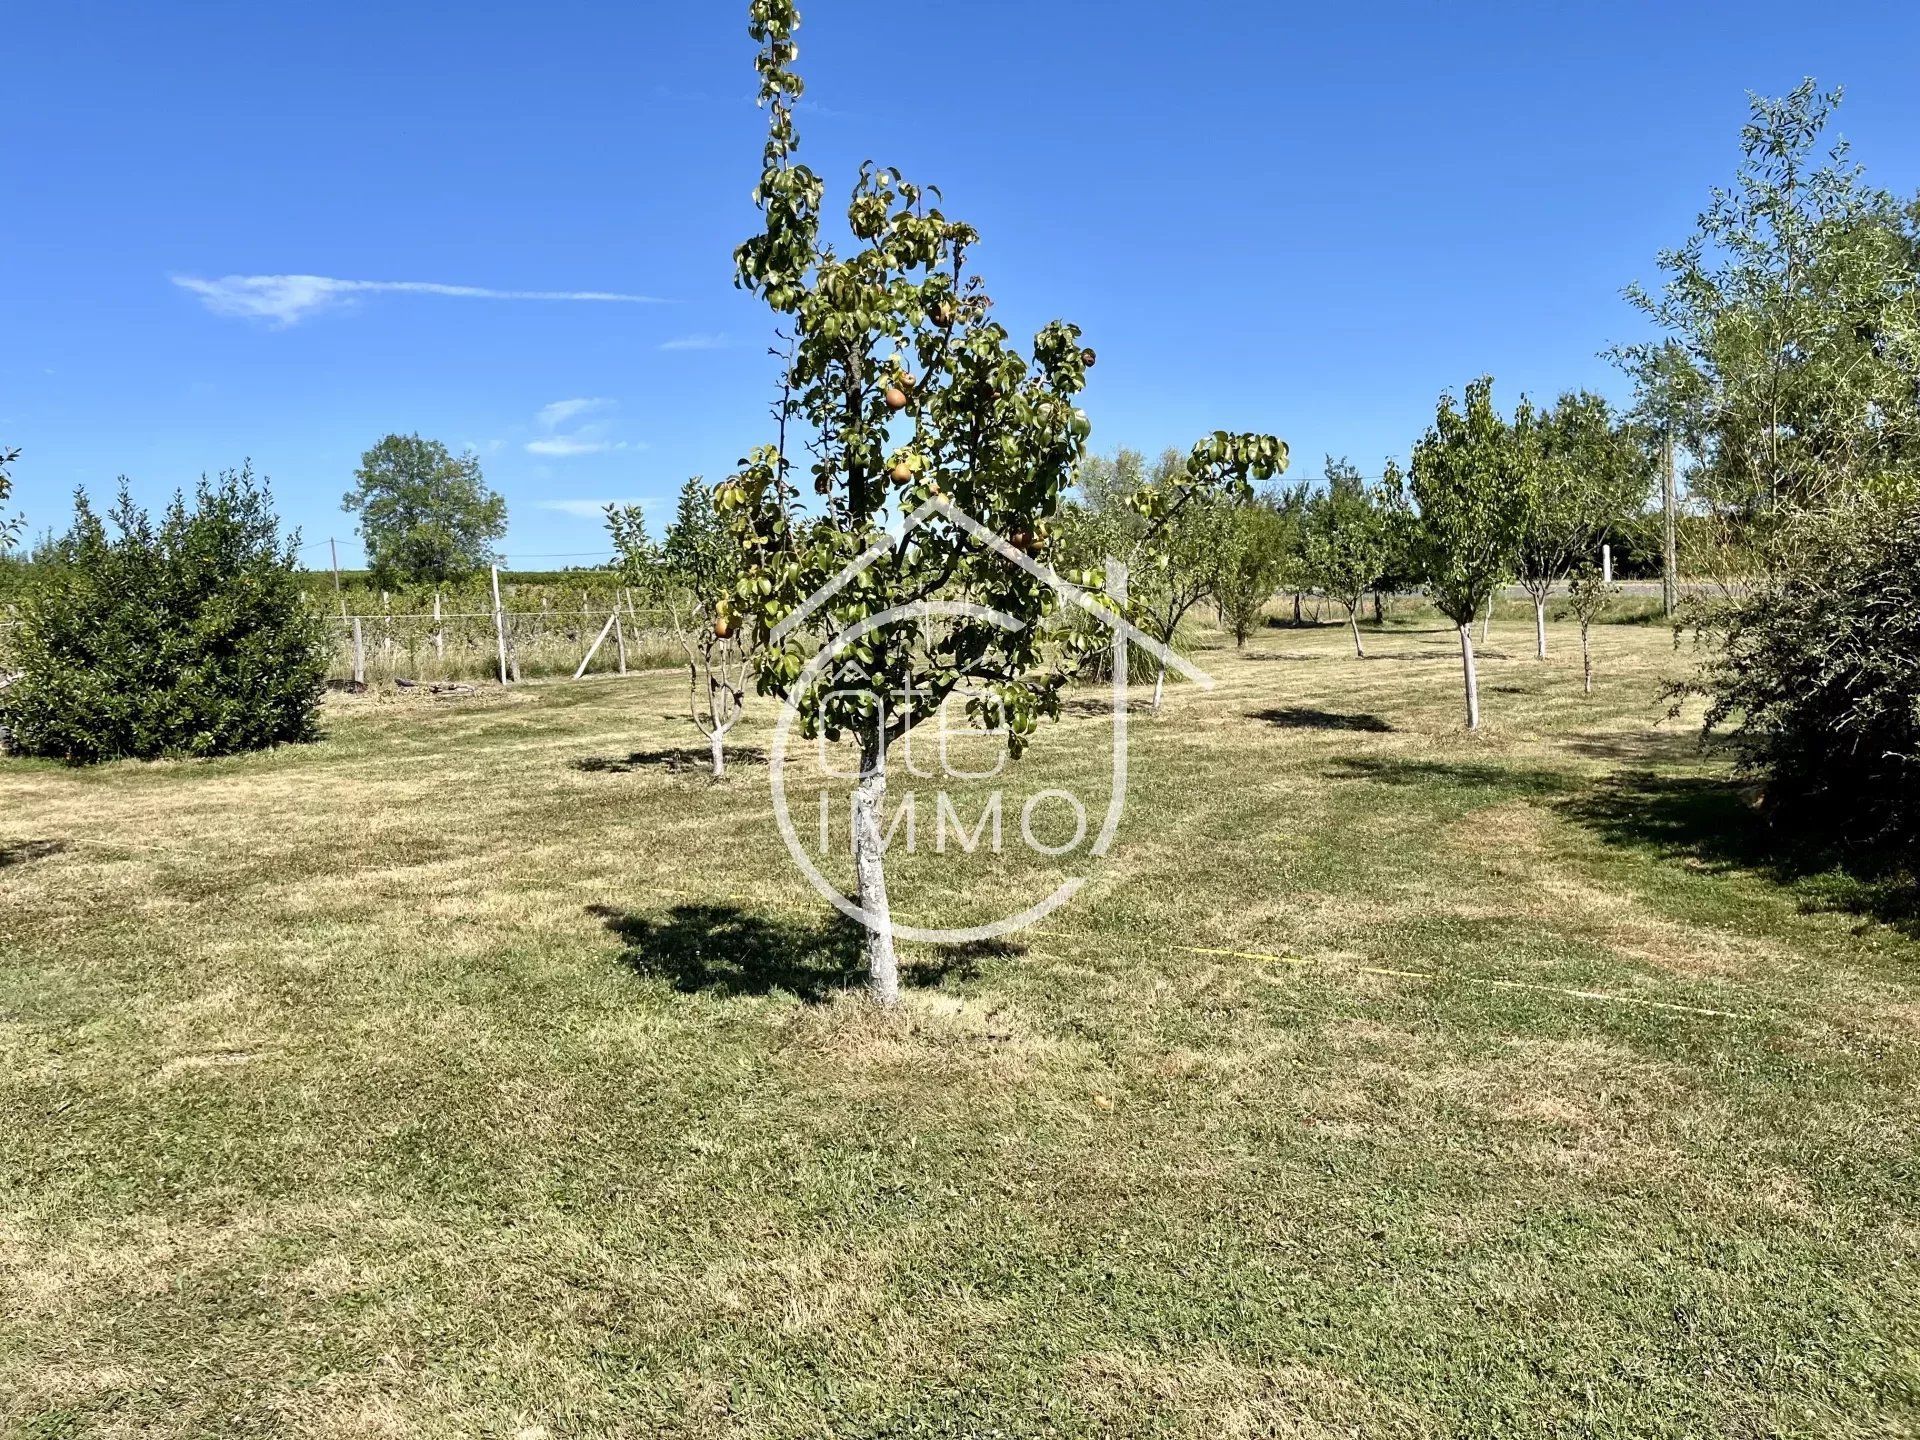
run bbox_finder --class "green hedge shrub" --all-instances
[1,467,327,763]
[1690,497,1919,870]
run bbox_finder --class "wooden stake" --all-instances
[432,590,444,663]
[614,614,628,674]
[351,616,365,686]
[490,565,510,685]
[573,610,620,681]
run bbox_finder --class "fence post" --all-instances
[351,616,365,686]
[433,590,444,665]
[490,566,510,685]
[573,610,621,681]
[1601,543,1612,585]
[1662,431,1678,618]
[615,613,628,674]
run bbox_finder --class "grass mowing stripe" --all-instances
[1172,942,1754,1020]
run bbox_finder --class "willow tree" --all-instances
[722,0,1284,1003]
[1619,80,1920,518]
[1409,378,1527,729]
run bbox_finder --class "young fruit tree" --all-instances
[1511,391,1653,660]
[1370,459,1420,626]
[723,0,1284,1004]
[1126,456,1236,708]
[607,478,756,778]
[1564,563,1617,696]
[1208,497,1290,648]
[1408,378,1529,730]
[1300,455,1394,658]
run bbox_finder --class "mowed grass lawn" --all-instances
[3,615,1917,1438]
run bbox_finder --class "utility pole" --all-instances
[1661,432,1678,619]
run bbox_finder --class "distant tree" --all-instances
[1128,450,1236,708]
[343,435,507,588]
[608,478,755,778]
[1512,392,1654,660]
[1409,378,1529,729]
[1209,498,1289,648]
[1,466,326,762]
[1565,563,1618,696]
[1300,455,1394,657]
[1055,450,1158,682]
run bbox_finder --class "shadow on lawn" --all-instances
[1561,729,1722,764]
[0,839,66,868]
[590,902,1002,1001]
[1562,771,1920,937]
[571,746,768,775]
[1324,756,1579,800]
[1251,706,1394,733]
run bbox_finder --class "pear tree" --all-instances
[722,0,1284,1004]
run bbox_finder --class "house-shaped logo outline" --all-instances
[764,495,1215,945]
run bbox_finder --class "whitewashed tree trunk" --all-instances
[1534,596,1548,661]
[1458,622,1481,730]
[710,725,727,778]
[1348,608,1365,658]
[1480,590,1494,645]
[1581,623,1594,695]
[1151,662,1167,711]
[851,732,899,1005]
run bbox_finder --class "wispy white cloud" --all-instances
[536,498,650,519]
[527,436,608,457]
[537,397,613,429]
[172,273,664,327]
[521,398,647,457]
[658,332,731,352]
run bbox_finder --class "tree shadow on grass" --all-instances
[1560,771,1920,937]
[0,839,66,868]
[1561,729,1725,764]
[571,746,768,776]
[1250,706,1393,733]
[589,902,1002,1002]
[1324,756,1581,800]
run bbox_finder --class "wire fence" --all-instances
[328,603,684,685]
[0,601,688,687]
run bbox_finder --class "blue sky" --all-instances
[6,1,1919,570]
